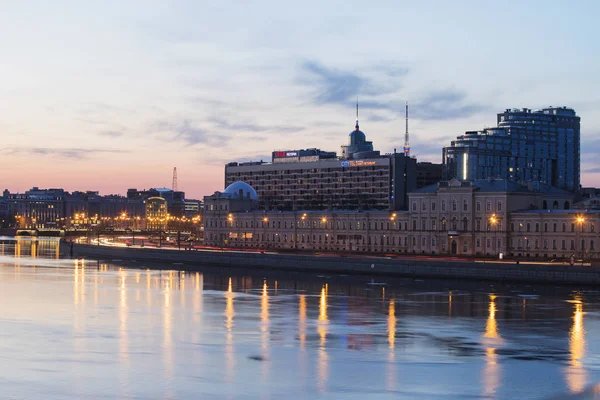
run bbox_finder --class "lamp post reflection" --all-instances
[163,272,174,396]
[299,295,307,350]
[482,294,502,398]
[260,280,270,383]
[118,269,130,394]
[386,299,397,392]
[565,299,586,394]
[225,277,235,385]
[317,285,329,393]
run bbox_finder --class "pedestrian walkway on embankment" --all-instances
[61,240,600,286]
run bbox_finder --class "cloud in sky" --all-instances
[1,147,128,160]
[412,89,487,121]
[150,120,228,147]
[300,60,485,121]
[98,130,124,138]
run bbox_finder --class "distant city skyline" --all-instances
[1,1,599,198]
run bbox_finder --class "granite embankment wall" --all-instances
[63,242,600,285]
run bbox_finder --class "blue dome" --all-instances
[223,181,258,200]
[349,129,366,145]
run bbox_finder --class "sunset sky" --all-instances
[1,1,599,199]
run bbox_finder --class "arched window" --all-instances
[463,200,468,211]
[452,200,457,211]
[462,217,468,231]
[452,217,457,231]
[441,200,446,211]
[441,218,447,231]
[543,200,547,210]
[564,201,570,210]
[553,201,559,210]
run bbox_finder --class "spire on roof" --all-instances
[355,97,359,131]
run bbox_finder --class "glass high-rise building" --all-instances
[443,107,580,192]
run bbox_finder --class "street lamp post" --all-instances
[489,214,498,258]
[390,213,397,252]
[262,216,268,251]
[576,215,585,265]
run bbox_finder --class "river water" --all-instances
[1,237,600,399]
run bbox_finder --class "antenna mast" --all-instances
[172,167,178,191]
[403,102,410,156]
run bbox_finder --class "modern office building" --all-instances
[443,107,580,192]
[225,118,417,211]
[203,180,600,260]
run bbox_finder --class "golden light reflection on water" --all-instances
[565,299,586,393]
[317,285,329,392]
[193,272,203,325]
[299,295,307,350]
[388,299,396,352]
[386,299,397,392]
[482,294,502,398]
[163,272,174,389]
[73,259,85,306]
[119,270,128,363]
[261,280,270,382]
[448,291,453,318]
[225,277,235,384]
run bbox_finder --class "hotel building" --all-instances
[225,118,417,211]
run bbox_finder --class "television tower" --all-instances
[172,167,178,191]
[403,102,410,156]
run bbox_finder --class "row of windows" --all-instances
[511,221,595,233]
[412,199,503,212]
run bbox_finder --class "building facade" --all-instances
[443,107,580,192]
[2,187,145,229]
[145,197,168,231]
[225,153,416,211]
[203,180,600,260]
[225,118,417,211]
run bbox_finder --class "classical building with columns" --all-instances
[204,179,600,260]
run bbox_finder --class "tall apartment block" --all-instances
[442,107,580,192]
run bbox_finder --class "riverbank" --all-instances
[62,241,600,286]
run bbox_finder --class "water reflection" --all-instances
[386,299,397,392]
[317,285,329,392]
[482,294,502,398]
[119,269,130,394]
[565,299,586,393]
[163,272,174,396]
[299,295,307,350]
[260,280,270,383]
[225,277,235,385]
[1,245,600,399]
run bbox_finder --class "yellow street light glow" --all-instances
[576,215,585,224]
[263,217,268,222]
[321,217,327,223]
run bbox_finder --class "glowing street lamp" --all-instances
[488,214,499,257]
